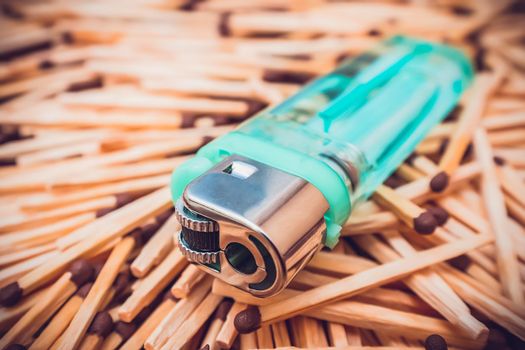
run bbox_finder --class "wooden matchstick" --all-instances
[439,73,501,175]
[145,276,212,350]
[240,332,258,350]
[307,251,377,276]
[473,127,524,305]
[199,300,233,350]
[158,293,223,349]
[170,264,206,298]
[216,301,247,349]
[119,249,187,322]
[495,158,525,208]
[374,185,438,235]
[131,213,179,278]
[120,296,176,350]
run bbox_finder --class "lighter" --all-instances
[171,36,473,297]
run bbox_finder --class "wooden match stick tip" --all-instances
[448,255,472,271]
[114,321,137,341]
[413,211,438,235]
[427,206,449,226]
[493,156,506,166]
[215,300,233,321]
[200,344,210,350]
[0,282,23,307]
[429,171,449,193]
[76,282,93,298]
[69,259,95,287]
[4,344,27,350]
[425,334,448,350]
[218,12,232,37]
[89,311,114,338]
[234,306,261,334]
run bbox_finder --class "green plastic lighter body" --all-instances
[171,36,473,248]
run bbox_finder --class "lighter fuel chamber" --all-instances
[171,36,473,297]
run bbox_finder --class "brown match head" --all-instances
[0,282,23,307]
[215,300,233,321]
[115,321,137,341]
[413,211,438,235]
[0,157,16,167]
[113,269,132,296]
[67,77,103,92]
[76,282,93,298]
[93,261,105,278]
[429,171,449,193]
[201,135,215,147]
[406,153,417,165]
[95,207,115,218]
[384,175,403,189]
[179,0,200,11]
[218,12,232,37]
[115,193,136,207]
[425,334,448,350]
[493,156,506,166]
[448,255,471,271]
[245,100,268,117]
[262,69,314,84]
[234,306,261,334]
[427,206,449,226]
[5,344,27,350]
[69,259,95,287]
[38,59,55,70]
[438,139,449,156]
[181,113,198,128]
[89,311,114,337]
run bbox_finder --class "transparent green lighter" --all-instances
[171,36,473,297]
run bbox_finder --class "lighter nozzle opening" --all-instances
[175,155,329,297]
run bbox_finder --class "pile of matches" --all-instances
[1,0,525,349]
